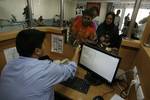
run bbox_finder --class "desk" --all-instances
[119,39,141,70]
[0,28,129,100]
[54,66,125,100]
[132,46,150,100]
[52,45,125,100]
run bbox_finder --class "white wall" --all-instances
[0,0,26,21]
[0,0,77,21]
[64,0,77,20]
[98,2,107,24]
[32,0,60,19]
[32,0,77,20]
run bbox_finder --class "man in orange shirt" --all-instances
[70,9,96,44]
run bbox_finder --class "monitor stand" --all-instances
[84,72,105,86]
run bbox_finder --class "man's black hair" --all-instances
[16,29,46,57]
[89,7,99,17]
[82,8,93,17]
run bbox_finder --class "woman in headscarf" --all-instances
[96,12,122,49]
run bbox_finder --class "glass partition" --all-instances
[0,0,77,32]
[31,0,60,27]
[114,1,150,40]
[0,0,26,32]
[31,0,75,27]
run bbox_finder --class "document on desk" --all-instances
[51,34,64,53]
[110,94,124,100]
[4,47,19,63]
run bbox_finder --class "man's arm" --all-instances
[71,45,81,64]
[37,46,81,90]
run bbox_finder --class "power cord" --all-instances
[115,68,138,99]
[120,79,139,99]
[99,69,134,99]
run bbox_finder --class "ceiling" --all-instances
[76,0,150,8]
[76,0,150,4]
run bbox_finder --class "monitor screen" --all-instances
[79,43,121,83]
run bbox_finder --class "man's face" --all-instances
[106,15,113,25]
[40,38,47,56]
[82,15,92,26]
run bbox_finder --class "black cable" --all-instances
[100,69,138,99]
[120,89,128,99]
[116,79,130,99]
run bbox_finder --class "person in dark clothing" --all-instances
[23,6,30,27]
[124,13,130,26]
[121,21,139,39]
[96,12,122,49]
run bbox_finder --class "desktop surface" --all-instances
[54,67,123,100]
[48,44,123,100]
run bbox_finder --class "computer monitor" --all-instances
[79,43,121,84]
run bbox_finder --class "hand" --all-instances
[72,45,81,64]
[73,39,80,47]
[75,45,81,54]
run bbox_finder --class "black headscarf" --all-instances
[102,12,116,31]
[96,12,121,48]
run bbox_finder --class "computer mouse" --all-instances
[93,95,104,100]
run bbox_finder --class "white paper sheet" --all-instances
[51,34,64,53]
[4,47,19,63]
[110,94,124,100]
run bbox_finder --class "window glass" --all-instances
[0,0,26,32]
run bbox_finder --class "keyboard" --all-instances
[54,91,72,100]
[60,76,90,94]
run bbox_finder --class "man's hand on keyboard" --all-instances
[53,58,69,64]
[60,58,69,64]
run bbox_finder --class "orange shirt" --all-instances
[71,16,96,42]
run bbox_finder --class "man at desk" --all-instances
[0,29,81,100]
